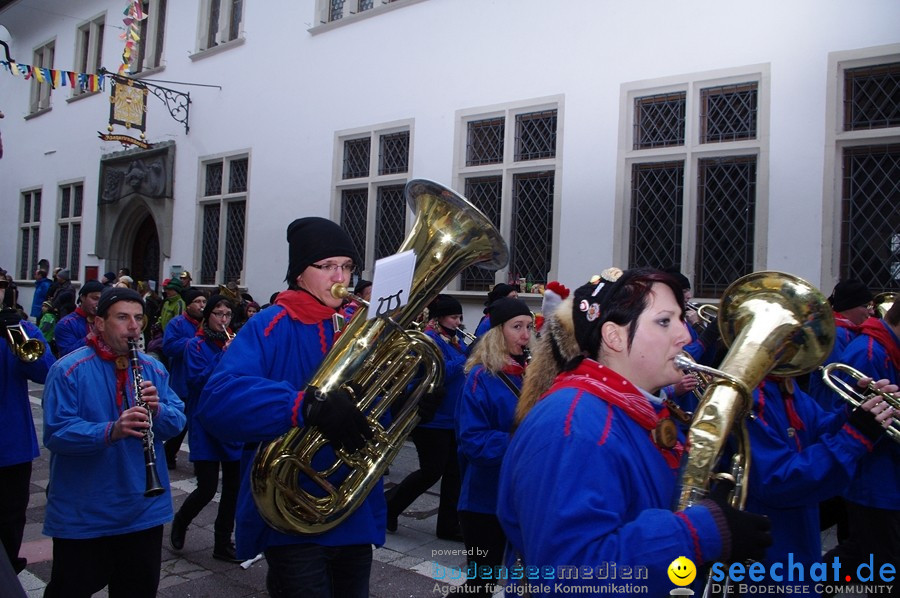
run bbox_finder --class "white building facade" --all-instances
[1,0,898,320]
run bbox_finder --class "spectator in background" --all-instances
[49,270,75,319]
[101,272,117,287]
[30,269,51,322]
[178,271,193,296]
[158,279,185,332]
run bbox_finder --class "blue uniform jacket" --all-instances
[42,345,185,539]
[184,332,242,462]
[197,302,387,559]
[456,364,521,514]
[54,309,90,357]
[1,321,55,467]
[421,329,468,430]
[163,313,200,398]
[742,379,874,591]
[497,371,723,597]
[838,320,900,510]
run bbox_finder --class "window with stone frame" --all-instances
[132,0,167,74]
[198,0,243,52]
[57,182,83,278]
[838,60,900,292]
[320,0,411,24]
[29,41,54,113]
[19,189,42,280]
[199,155,248,285]
[456,102,560,292]
[624,72,764,298]
[73,15,104,96]
[336,125,411,280]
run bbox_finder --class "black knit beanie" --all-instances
[487,297,532,329]
[79,280,105,296]
[571,267,624,358]
[183,288,206,305]
[829,279,873,313]
[484,282,519,307]
[285,217,360,284]
[429,294,463,318]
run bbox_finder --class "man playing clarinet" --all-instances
[41,287,185,598]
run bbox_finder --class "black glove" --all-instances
[417,387,446,424]
[848,406,884,443]
[302,383,373,453]
[0,309,23,328]
[704,480,772,563]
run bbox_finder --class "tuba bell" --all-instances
[675,271,835,511]
[872,291,896,319]
[250,179,509,534]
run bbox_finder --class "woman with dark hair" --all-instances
[169,294,242,563]
[497,267,773,596]
[456,296,533,596]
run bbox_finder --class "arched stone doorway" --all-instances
[132,214,161,282]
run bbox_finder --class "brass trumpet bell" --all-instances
[873,292,896,319]
[4,317,45,363]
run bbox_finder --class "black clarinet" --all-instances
[128,338,165,497]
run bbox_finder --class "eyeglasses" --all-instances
[308,263,356,274]
[210,311,232,319]
[190,298,207,305]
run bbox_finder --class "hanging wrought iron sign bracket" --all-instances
[99,67,194,134]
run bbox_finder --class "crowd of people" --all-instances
[1,219,898,597]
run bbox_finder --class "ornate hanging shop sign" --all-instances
[99,76,151,148]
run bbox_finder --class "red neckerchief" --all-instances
[182,312,201,327]
[859,317,900,370]
[275,289,341,324]
[502,357,526,377]
[834,313,861,334]
[86,333,129,413]
[546,359,683,462]
[75,306,95,328]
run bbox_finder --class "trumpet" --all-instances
[225,328,236,341]
[686,301,719,326]
[2,309,45,363]
[456,324,477,345]
[820,362,900,443]
[127,338,165,497]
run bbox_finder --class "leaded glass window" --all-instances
[58,183,83,277]
[358,0,374,11]
[840,144,900,291]
[700,83,758,143]
[509,172,554,285]
[375,185,406,260]
[330,0,345,21]
[630,162,684,268]
[343,138,370,179]
[695,156,757,296]
[461,176,502,291]
[634,93,686,149]
[844,63,900,131]
[200,156,248,285]
[515,110,557,161]
[19,190,41,280]
[341,188,369,267]
[379,131,409,175]
[466,118,504,166]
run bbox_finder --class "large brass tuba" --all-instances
[675,271,834,511]
[251,179,509,534]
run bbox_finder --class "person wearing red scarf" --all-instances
[54,279,103,356]
[498,268,774,596]
[197,217,378,598]
[41,287,185,597]
[824,301,900,595]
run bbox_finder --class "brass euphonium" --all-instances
[676,272,835,511]
[250,179,509,534]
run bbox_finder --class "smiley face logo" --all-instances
[667,556,696,586]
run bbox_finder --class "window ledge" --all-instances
[310,0,427,35]
[189,37,245,62]
[131,64,166,79]
[66,89,102,104]
[24,106,52,120]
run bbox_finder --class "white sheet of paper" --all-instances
[368,249,416,320]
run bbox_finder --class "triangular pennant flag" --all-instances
[66,71,76,87]
[33,67,44,83]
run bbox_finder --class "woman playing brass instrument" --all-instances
[497,268,772,596]
[170,295,242,562]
